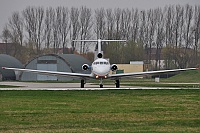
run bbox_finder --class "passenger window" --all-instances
[100,62,103,65]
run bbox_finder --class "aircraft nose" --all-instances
[95,67,109,76]
[98,68,109,76]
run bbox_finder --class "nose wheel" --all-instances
[99,78,103,88]
[100,84,103,88]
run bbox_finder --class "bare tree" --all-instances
[105,9,115,39]
[8,12,24,46]
[164,5,175,46]
[59,7,70,54]
[1,26,11,44]
[7,12,24,58]
[139,10,146,45]
[192,5,200,65]
[1,26,11,54]
[120,9,132,40]
[94,8,106,39]
[44,7,54,49]
[181,4,194,68]
[131,8,139,42]
[52,7,62,53]
[70,7,80,52]
[113,8,122,39]
[93,8,106,53]
[23,6,45,54]
[174,5,184,49]
[154,8,165,69]
[79,6,93,53]
[145,9,156,65]
[170,5,184,68]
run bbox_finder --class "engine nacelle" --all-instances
[82,64,90,71]
[97,53,103,58]
[111,64,118,71]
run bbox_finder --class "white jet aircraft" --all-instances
[2,39,198,88]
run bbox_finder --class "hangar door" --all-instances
[37,60,57,81]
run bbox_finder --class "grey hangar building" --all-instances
[0,54,23,80]
[21,54,91,81]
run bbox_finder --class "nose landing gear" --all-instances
[81,78,120,88]
[99,78,103,88]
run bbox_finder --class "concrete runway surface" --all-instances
[0,81,198,90]
[0,81,133,90]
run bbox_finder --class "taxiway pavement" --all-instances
[0,81,199,90]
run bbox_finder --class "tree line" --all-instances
[1,4,200,69]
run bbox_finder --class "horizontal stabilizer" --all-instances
[73,39,126,55]
[73,39,126,42]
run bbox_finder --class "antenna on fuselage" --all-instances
[72,39,127,58]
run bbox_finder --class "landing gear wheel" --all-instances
[100,84,103,88]
[99,78,103,88]
[81,79,85,88]
[115,79,120,88]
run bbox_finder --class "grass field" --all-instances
[0,90,200,132]
[0,85,21,88]
[163,69,200,83]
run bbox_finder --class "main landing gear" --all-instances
[115,79,120,88]
[81,79,85,88]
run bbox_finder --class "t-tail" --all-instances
[73,39,126,58]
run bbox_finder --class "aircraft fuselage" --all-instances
[91,58,110,78]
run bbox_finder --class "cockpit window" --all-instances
[93,61,109,65]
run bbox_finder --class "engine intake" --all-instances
[97,53,103,58]
[82,64,90,71]
[111,64,118,71]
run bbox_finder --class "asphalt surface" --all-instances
[1,81,199,90]
[0,81,138,90]
[0,82,115,90]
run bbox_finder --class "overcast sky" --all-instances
[0,0,199,42]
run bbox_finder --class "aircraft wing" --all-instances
[108,68,198,78]
[2,67,93,79]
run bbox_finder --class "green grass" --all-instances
[0,90,200,132]
[162,69,200,83]
[0,85,20,88]
[121,82,200,88]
